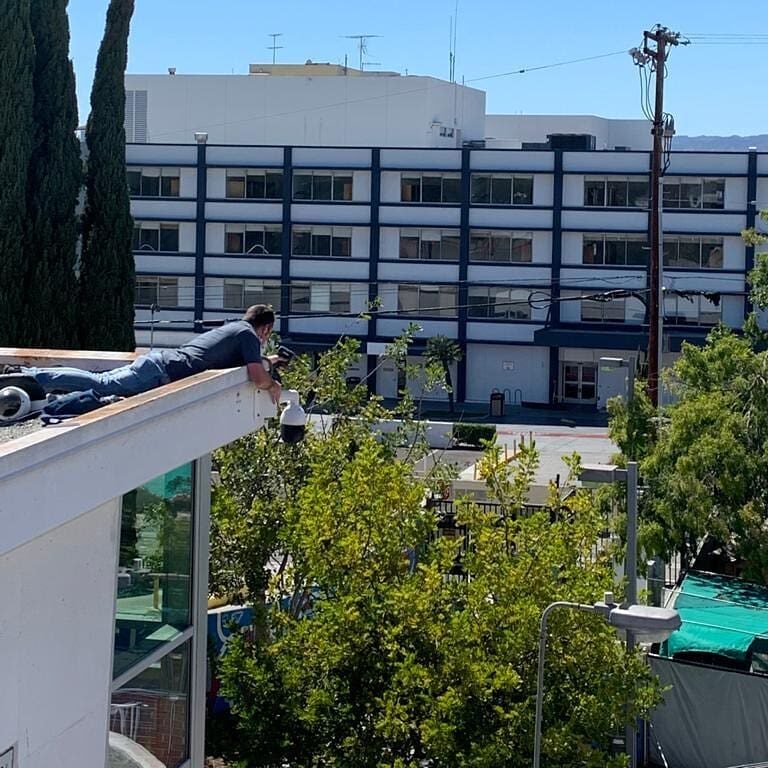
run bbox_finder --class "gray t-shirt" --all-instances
[159,321,262,381]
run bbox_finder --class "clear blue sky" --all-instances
[67,0,768,136]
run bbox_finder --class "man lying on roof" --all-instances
[4,304,283,405]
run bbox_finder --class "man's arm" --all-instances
[247,362,281,403]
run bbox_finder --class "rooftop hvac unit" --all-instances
[547,133,596,151]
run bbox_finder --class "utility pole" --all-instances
[642,26,680,406]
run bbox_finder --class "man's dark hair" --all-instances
[243,305,275,329]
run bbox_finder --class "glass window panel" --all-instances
[671,295,698,324]
[581,365,596,383]
[313,174,332,201]
[330,284,351,312]
[114,464,193,679]
[132,227,141,250]
[139,228,159,251]
[471,175,490,204]
[161,176,180,197]
[265,172,283,199]
[140,175,160,196]
[702,179,725,209]
[263,282,281,311]
[584,181,605,206]
[699,297,720,325]
[581,299,604,322]
[511,238,533,263]
[290,283,311,313]
[662,182,680,208]
[603,297,625,322]
[469,234,490,261]
[677,239,700,268]
[110,640,190,768]
[401,176,421,202]
[246,173,266,199]
[467,286,489,318]
[225,230,244,254]
[513,177,533,205]
[159,225,179,252]
[421,176,442,203]
[331,234,351,258]
[607,181,628,207]
[292,230,311,255]
[312,234,331,256]
[605,238,626,265]
[420,239,440,260]
[509,289,533,320]
[244,230,265,255]
[226,175,245,198]
[626,239,647,266]
[437,286,457,316]
[333,175,353,201]
[263,229,282,255]
[157,278,178,308]
[400,235,419,260]
[398,285,419,313]
[293,173,312,200]
[441,234,460,261]
[680,181,702,209]
[490,234,512,262]
[490,177,512,205]
[626,296,646,324]
[127,170,141,196]
[419,286,441,314]
[663,240,679,267]
[135,278,156,306]
[564,364,580,382]
[223,281,244,309]
[702,240,724,269]
[442,177,461,203]
[583,238,603,265]
[628,180,649,208]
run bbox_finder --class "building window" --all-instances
[663,236,724,269]
[579,293,645,323]
[664,293,721,325]
[132,222,180,252]
[399,228,460,261]
[663,178,725,209]
[222,279,281,311]
[135,276,179,307]
[467,286,537,319]
[114,463,194,680]
[290,281,351,314]
[224,224,282,255]
[401,173,461,203]
[292,226,352,258]
[127,167,181,198]
[583,178,649,208]
[397,284,457,317]
[582,234,648,266]
[225,169,283,200]
[470,174,534,205]
[293,170,353,201]
[469,230,533,263]
[110,639,190,766]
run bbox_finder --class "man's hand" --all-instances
[247,362,283,404]
[268,379,282,404]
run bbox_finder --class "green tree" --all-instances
[211,339,660,767]
[25,0,82,347]
[426,334,463,413]
[0,0,34,346]
[79,0,135,351]
[743,209,768,309]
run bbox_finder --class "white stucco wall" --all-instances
[0,500,120,768]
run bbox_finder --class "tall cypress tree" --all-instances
[0,1,34,346]
[79,0,135,351]
[26,0,82,348]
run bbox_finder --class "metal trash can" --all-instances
[489,391,505,418]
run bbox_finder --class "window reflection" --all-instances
[115,464,194,679]
[109,640,190,768]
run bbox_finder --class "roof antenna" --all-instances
[344,34,381,71]
[267,32,283,65]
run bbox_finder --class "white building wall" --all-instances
[0,500,120,768]
[465,344,550,404]
[125,74,485,147]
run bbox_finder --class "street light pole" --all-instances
[533,596,681,768]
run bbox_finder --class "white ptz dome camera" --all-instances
[279,389,306,444]
[0,386,47,424]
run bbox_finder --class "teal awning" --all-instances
[661,571,768,662]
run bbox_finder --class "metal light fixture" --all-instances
[194,131,208,144]
[533,594,680,768]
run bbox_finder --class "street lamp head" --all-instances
[595,593,681,642]
[599,356,627,369]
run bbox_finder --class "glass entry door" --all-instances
[561,362,597,403]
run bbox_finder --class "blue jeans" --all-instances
[24,352,170,398]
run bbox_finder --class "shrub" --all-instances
[452,422,496,447]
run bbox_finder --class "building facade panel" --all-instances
[665,152,749,176]
[377,261,460,283]
[292,147,372,167]
[377,318,458,338]
[379,205,461,227]
[470,150,554,172]
[464,343,550,404]
[205,145,284,166]
[465,323,540,342]
[289,259,370,279]
[130,199,197,220]
[204,201,283,222]
[289,203,371,224]
[203,257,282,277]
[135,254,196,274]
[127,143,197,165]
[563,151,649,174]
[468,207,553,229]
[467,264,552,285]
[380,148,462,169]
[561,209,648,232]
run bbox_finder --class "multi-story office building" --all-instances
[125,67,767,408]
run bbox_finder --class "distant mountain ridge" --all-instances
[674,135,768,151]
